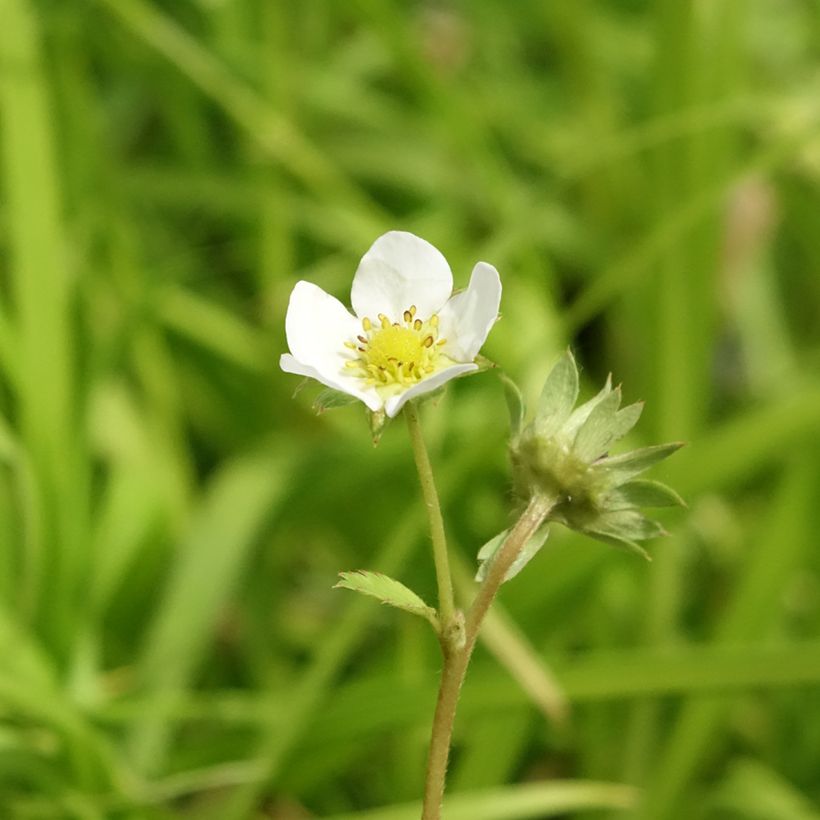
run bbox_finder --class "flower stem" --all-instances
[404,401,456,628]
[420,493,556,820]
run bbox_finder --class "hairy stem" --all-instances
[405,401,456,628]
[421,493,556,820]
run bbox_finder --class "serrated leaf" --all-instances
[476,526,550,583]
[313,388,358,414]
[334,571,438,627]
[584,529,651,560]
[573,387,622,462]
[498,372,525,436]
[598,441,685,484]
[608,479,686,510]
[563,374,614,439]
[536,351,579,436]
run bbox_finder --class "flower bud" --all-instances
[509,351,684,558]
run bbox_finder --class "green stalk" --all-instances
[404,402,456,628]
[419,493,556,820]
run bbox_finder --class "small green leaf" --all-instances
[476,525,550,583]
[313,388,358,414]
[573,387,622,462]
[584,530,651,560]
[608,479,686,510]
[498,372,525,436]
[536,351,579,436]
[599,441,685,484]
[334,571,438,628]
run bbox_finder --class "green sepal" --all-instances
[598,441,685,485]
[334,570,439,629]
[608,479,686,510]
[312,388,358,414]
[476,524,550,583]
[369,409,387,446]
[498,372,525,437]
[583,530,651,560]
[474,354,498,373]
[536,350,579,436]
[562,374,613,439]
[595,510,667,541]
[573,394,645,462]
[572,386,622,462]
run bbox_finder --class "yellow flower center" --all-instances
[344,305,448,388]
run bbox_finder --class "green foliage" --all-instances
[0,0,819,817]
[475,525,551,584]
[335,571,438,629]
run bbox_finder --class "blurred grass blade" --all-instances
[453,552,568,726]
[642,454,819,817]
[94,0,386,242]
[0,0,86,650]
[130,448,291,773]
[323,780,637,820]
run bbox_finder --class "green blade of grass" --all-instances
[129,447,293,773]
[640,453,819,818]
[0,0,88,656]
[322,780,638,820]
[94,0,387,245]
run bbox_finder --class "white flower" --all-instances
[280,231,502,418]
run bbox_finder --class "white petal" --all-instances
[383,363,477,418]
[350,231,453,321]
[282,281,382,411]
[437,262,502,361]
[280,354,382,412]
[285,280,359,366]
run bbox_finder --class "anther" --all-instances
[403,310,412,323]
[362,317,372,331]
[409,305,417,317]
[357,335,367,343]
[413,318,422,330]
[430,315,439,327]
[379,314,390,329]
[423,335,434,348]
[344,341,356,349]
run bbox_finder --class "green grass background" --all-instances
[1,1,820,818]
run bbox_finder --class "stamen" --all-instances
[346,306,449,389]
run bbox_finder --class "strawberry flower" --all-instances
[280,231,502,418]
